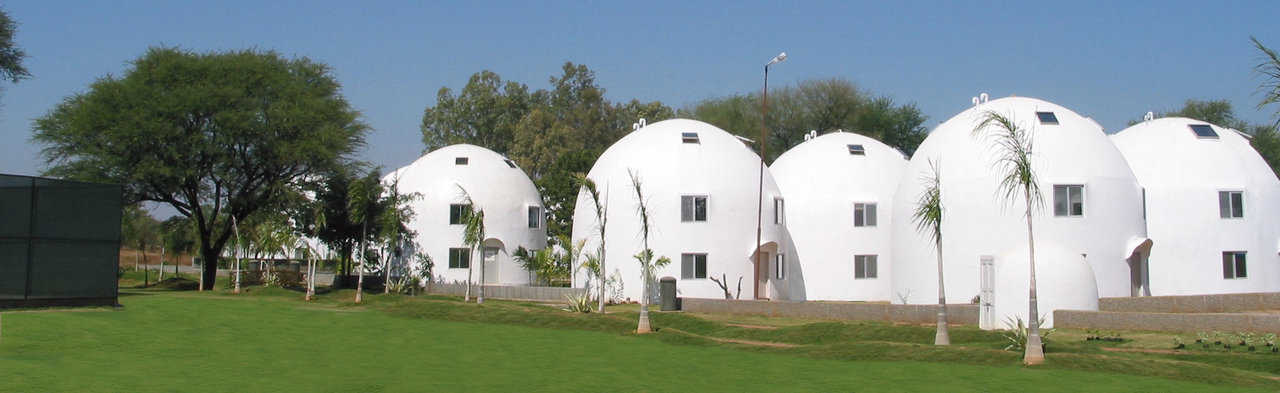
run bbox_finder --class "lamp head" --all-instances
[767,52,787,66]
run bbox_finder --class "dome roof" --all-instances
[990,241,1100,329]
[1111,117,1278,189]
[771,131,907,200]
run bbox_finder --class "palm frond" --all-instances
[972,110,1044,211]
[911,158,943,244]
[1253,36,1280,128]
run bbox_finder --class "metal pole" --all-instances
[753,65,769,300]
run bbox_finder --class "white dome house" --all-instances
[770,131,907,301]
[1112,117,1280,296]
[890,96,1148,328]
[571,119,794,301]
[387,144,547,286]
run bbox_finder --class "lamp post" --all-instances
[754,52,786,300]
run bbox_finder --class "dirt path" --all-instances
[661,327,799,348]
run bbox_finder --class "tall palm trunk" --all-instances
[305,256,316,301]
[464,248,473,302]
[476,246,485,304]
[1023,191,1045,365]
[637,270,651,333]
[355,220,366,304]
[383,244,391,294]
[158,246,166,281]
[934,235,950,345]
[597,244,606,313]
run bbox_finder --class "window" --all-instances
[681,195,708,222]
[773,198,785,225]
[527,206,543,229]
[449,204,471,225]
[1190,124,1218,139]
[775,253,786,280]
[1141,188,1147,220]
[1222,251,1247,279]
[854,255,878,279]
[1053,185,1084,217]
[854,203,877,227]
[504,159,517,168]
[682,132,700,144]
[1219,191,1244,218]
[455,157,469,165]
[1036,111,1059,125]
[681,253,707,279]
[847,144,866,155]
[448,248,470,269]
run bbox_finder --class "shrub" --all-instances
[1000,315,1053,352]
[563,292,594,313]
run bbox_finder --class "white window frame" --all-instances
[527,205,543,229]
[1053,184,1085,217]
[774,253,786,280]
[1219,190,1244,219]
[681,195,709,222]
[449,204,471,225]
[773,197,785,225]
[681,253,708,279]
[1222,251,1247,279]
[854,202,877,227]
[854,254,878,279]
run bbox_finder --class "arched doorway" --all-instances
[1125,238,1153,297]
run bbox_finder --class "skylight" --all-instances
[504,159,517,168]
[1036,112,1059,125]
[682,132,699,144]
[1189,124,1218,139]
[847,144,866,155]
[455,157,469,165]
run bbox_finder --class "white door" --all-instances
[979,256,995,330]
[483,247,500,284]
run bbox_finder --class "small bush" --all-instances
[563,293,593,313]
[1000,315,1053,352]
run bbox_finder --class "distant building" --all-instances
[1112,117,1280,296]
[388,144,546,286]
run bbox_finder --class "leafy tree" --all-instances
[0,8,29,88]
[376,177,418,294]
[347,169,385,303]
[681,78,927,161]
[456,186,486,303]
[911,160,948,345]
[973,110,1045,365]
[122,204,160,277]
[420,70,532,153]
[32,47,368,290]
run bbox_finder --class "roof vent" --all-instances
[980,93,989,103]
[682,132,700,144]
[1036,111,1059,125]
[632,118,647,132]
[971,97,980,106]
[455,157,469,165]
[847,144,866,156]
[503,159,517,168]
[804,129,818,141]
[1189,124,1218,139]
[1143,111,1155,122]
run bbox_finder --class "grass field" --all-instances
[0,285,1276,392]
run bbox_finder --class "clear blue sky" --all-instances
[3,0,1279,182]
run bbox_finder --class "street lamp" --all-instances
[754,52,786,300]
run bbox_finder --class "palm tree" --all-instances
[1254,36,1280,127]
[575,173,609,313]
[912,159,949,346]
[628,169,672,334]
[456,186,487,304]
[377,178,418,294]
[348,170,384,304]
[304,207,327,301]
[972,110,1046,365]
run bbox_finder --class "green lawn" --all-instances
[0,288,1273,392]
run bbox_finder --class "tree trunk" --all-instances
[383,244,391,294]
[159,247,166,281]
[597,245,606,314]
[477,246,485,304]
[1023,191,1045,365]
[305,257,315,301]
[464,247,473,302]
[637,271,651,334]
[355,221,366,304]
[934,236,950,346]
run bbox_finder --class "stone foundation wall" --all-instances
[427,283,584,302]
[1099,292,1280,313]
[680,298,978,325]
[1055,310,1280,333]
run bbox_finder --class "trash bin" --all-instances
[660,276,678,311]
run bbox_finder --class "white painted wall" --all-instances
[771,131,906,301]
[387,144,546,285]
[571,119,793,301]
[989,242,1100,329]
[891,97,1147,320]
[1112,118,1280,295]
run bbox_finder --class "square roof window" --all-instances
[1189,124,1219,139]
[1036,111,1059,125]
[682,132,699,144]
[847,144,866,155]
[455,157,469,165]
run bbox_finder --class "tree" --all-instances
[973,110,1045,365]
[347,169,385,303]
[576,173,609,313]
[376,177,418,294]
[912,160,948,346]
[122,205,160,286]
[0,8,30,89]
[627,170,672,334]
[32,47,368,290]
[161,216,197,279]
[420,71,532,153]
[456,186,487,303]
[1251,37,1280,176]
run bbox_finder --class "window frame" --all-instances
[527,205,543,229]
[1222,251,1247,279]
[681,132,700,144]
[455,157,469,165]
[448,247,471,269]
[847,144,866,156]
[853,202,878,227]
[681,195,709,222]
[681,253,708,279]
[1052,184,1086,217]
[773,197,785,225]
[1189,124,1219,139]
[1218,190,1244,219]
[449,203,471,225]
[1035,111,1059,125]
[775,253,786,280]
[854,254,878,279]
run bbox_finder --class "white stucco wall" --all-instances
[988,242,1100,329]
[387,144,546,285]
[770,131,906,301]
[1112,118,1280,295]
[891,96,1147,311]
[571,119,794,301]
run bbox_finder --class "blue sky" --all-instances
[3,0,1279,184]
